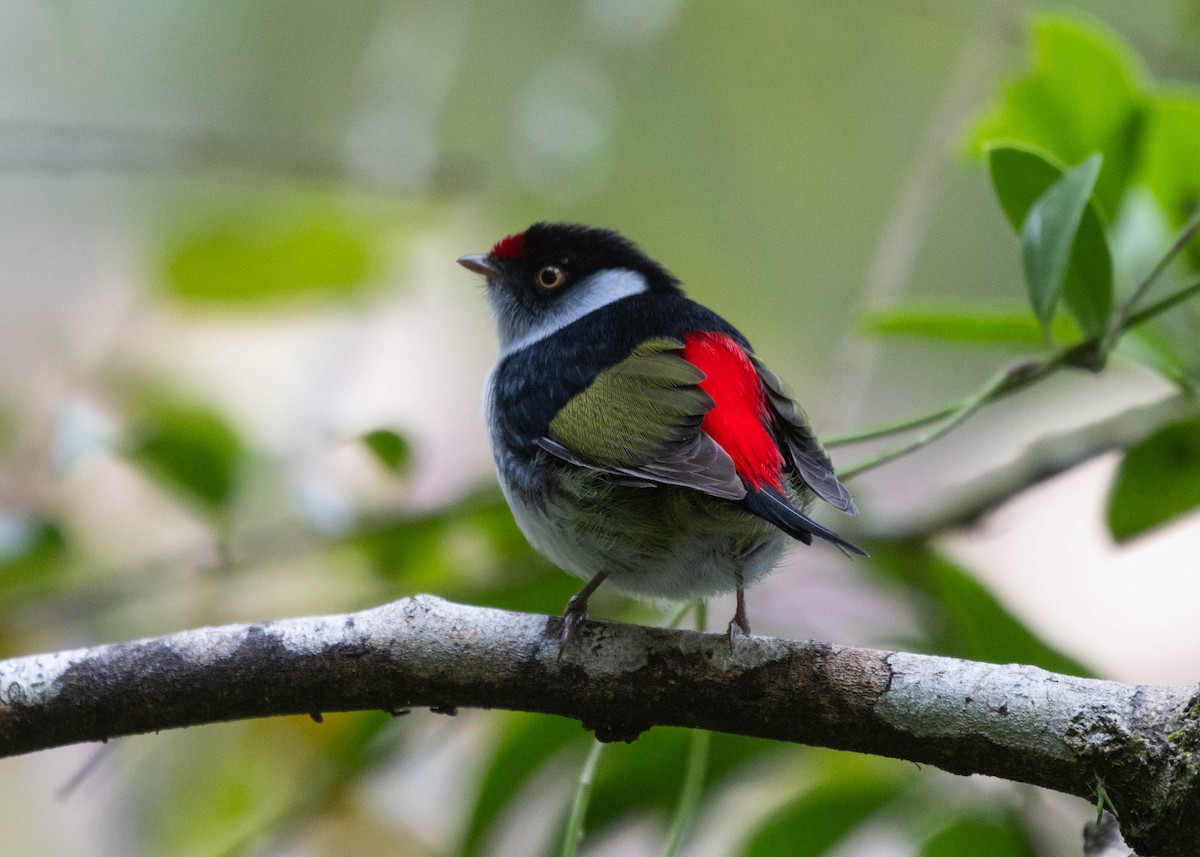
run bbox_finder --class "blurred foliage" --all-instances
[987,142,1113,342]
[0,514,67,601]
[970,13,1143,215]
[1,5,1200,857]
[744,755,907,857]
[348,489,580,612]
[127,394,245,516]
[917,812,1037,857]
[875,9,1200,555]
[1108,416,1200,541]
[137,719,325,857]
[862,303,1079,346]
[462,713,585,857]
[135,711,401,857]
[995,147,1112,336]
[360,428,411,475]
[162,207,381,307]
[871,543,1091,677]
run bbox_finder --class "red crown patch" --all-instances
[490,231,527,259]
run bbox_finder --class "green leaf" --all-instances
[919,813,1036,857]
[1139,92,1200,261]
[1111,186,1178,293]
[987,144,1114,337]
[361,428,411,475]
[1021,153,1104,333]
[0,514,66,597]
[163,210,378,306]
[862,303,1079,346]
[1107,416,1200,541]
[129,396,244,513]
[871,544,1092,676]
[744,756,905,857]
[970,13,1144,214]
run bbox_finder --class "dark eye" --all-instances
[537,266,565,290]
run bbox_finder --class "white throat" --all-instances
[498,268,649,357]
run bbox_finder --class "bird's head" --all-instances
[458,222,681,353]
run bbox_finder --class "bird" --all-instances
[457,222,864,645]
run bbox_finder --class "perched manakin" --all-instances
[459,223,863,643]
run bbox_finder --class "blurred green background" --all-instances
[2,1,1199,855]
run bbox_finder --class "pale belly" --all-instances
[500,465,789,600]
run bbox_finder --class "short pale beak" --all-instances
[457,254,497,277]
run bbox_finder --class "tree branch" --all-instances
[1,596,1197,856]
[869,393,1199,539]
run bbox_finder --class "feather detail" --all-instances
[537,435,745,500]
[543,337,746,501]
[682,332,784,491]
[743,488,867,555]
[752,357,857,515]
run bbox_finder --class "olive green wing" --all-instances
[753,357,857,514]
[540,338,746,501]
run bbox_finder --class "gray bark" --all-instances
[0,595,1196,855]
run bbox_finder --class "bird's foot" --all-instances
[726,570,753,651]
[557,593,590,659]
[726,608,751,652]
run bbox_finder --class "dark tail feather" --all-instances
[744,489,868,557]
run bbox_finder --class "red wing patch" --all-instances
[490,231,527,259]
[681,332,783,491]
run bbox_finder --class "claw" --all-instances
[560,593,589,649]
[726,613,751,651]
[727,566,750,650]
[556,571,609,660]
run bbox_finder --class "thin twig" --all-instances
[1121,276,1200,331]
[826,403,959,447]
[840,368,1012,479]
[867,393,1197,538]
[835,244,1200,478]
[1103,205,1200,353]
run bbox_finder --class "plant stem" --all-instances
[1121,277,1200,330]
[558,601,707,857]
[866,393,1197,539]
[661,731,711,857]
[561,739,607,857]
[1103,205,1200,351]
[825,404,959,447]
[833,224,1200,478]
[839,368,1013,479]
[661,602,710,857]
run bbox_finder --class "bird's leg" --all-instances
[727,564,751,649]
[560,569,610,648]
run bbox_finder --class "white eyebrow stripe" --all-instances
[500,268,649,357]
